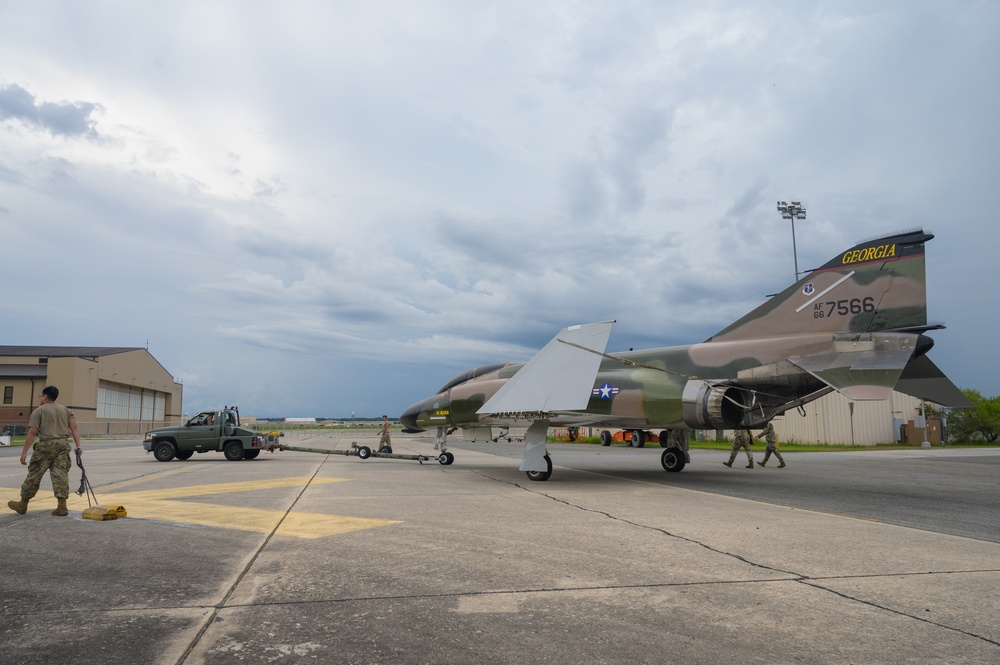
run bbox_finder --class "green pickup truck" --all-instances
[143,407,263,461]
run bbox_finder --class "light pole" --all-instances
[777,200,807,281]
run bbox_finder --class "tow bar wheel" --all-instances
[438,452,455,465]
[357,446,372,459]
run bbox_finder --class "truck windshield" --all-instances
[188,412,215,426]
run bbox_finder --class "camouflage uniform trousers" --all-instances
[20,439,71,501]
[761,439,785,465]
[726,435,754,466]
[379,431,391,450]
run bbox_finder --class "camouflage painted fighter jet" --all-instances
[400,229,969,481]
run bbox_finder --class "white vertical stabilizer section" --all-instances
[478,321,615,415]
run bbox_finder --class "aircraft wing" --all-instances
[478,321,615,415]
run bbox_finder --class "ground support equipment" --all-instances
[279,443,455,465]
[75,450,127,520]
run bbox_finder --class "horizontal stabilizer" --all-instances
[789,339,914,401]
[895,355,973,407]
[478,321,615,415]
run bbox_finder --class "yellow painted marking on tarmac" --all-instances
[114,476,345,501]
[1,477,399,538]
[101,465,196,491]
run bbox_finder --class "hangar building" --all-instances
[0,346,183,437]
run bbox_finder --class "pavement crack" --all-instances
[493,473,1000,651]
[799,579,1000,648]
[173,455,333,664]
[501,476,799,577]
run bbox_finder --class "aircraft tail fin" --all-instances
[708,229,932,342]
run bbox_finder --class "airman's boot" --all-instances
[52,498,68,516]
[778,462,786,468]
[746,462,754,468]
[723,461,733,467]
[759,460,766,467]
[8,499,28,515]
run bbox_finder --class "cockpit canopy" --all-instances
[436,363,508,394]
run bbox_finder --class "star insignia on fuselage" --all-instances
[592,382,619,400]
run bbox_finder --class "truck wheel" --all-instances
[243,449,261,460]
[153,441,176,462]
[175,450,194,461]
[224,441,245,461]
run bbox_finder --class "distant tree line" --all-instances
[934,389,1000,443]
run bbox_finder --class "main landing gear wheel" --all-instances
[525,454,553,482]
[357,446,372,459]
[439,452,455,465]
[224,441,245,461]
[661,447,686,472]
[153,441,176,462]
[599,430,612,447]
[630,431,646,448]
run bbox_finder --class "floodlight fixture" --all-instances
[776,200,807,280]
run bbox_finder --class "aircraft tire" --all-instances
[439,452,455,465]
[525,454,553,482]
[357,446,372,459]
[153,441,176,462]
[223,441,245,461]
[658,430,670,447]
[599,430,612,446]
[661,447,686,472]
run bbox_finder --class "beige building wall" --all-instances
[94,350,182,419]
[0,348,183,436]
[769,390,926,445]
[46,356,101,421]
[0,378,38,423]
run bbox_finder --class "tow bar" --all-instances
[278,443,455,466]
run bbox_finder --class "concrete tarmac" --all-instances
[2,434,999,664]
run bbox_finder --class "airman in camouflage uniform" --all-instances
[378,415,392,453]
[7,386,82,517]
[757,422,785,468]
[723,429,754,468]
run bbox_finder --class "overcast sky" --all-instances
[2,1,997,418]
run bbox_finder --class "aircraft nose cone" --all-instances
[399,398,429,433]
[399,393,450,433]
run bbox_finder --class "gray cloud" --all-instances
[0,84,102,138]
[1,1,996,417]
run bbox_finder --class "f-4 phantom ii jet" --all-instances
[400,229,969,481]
